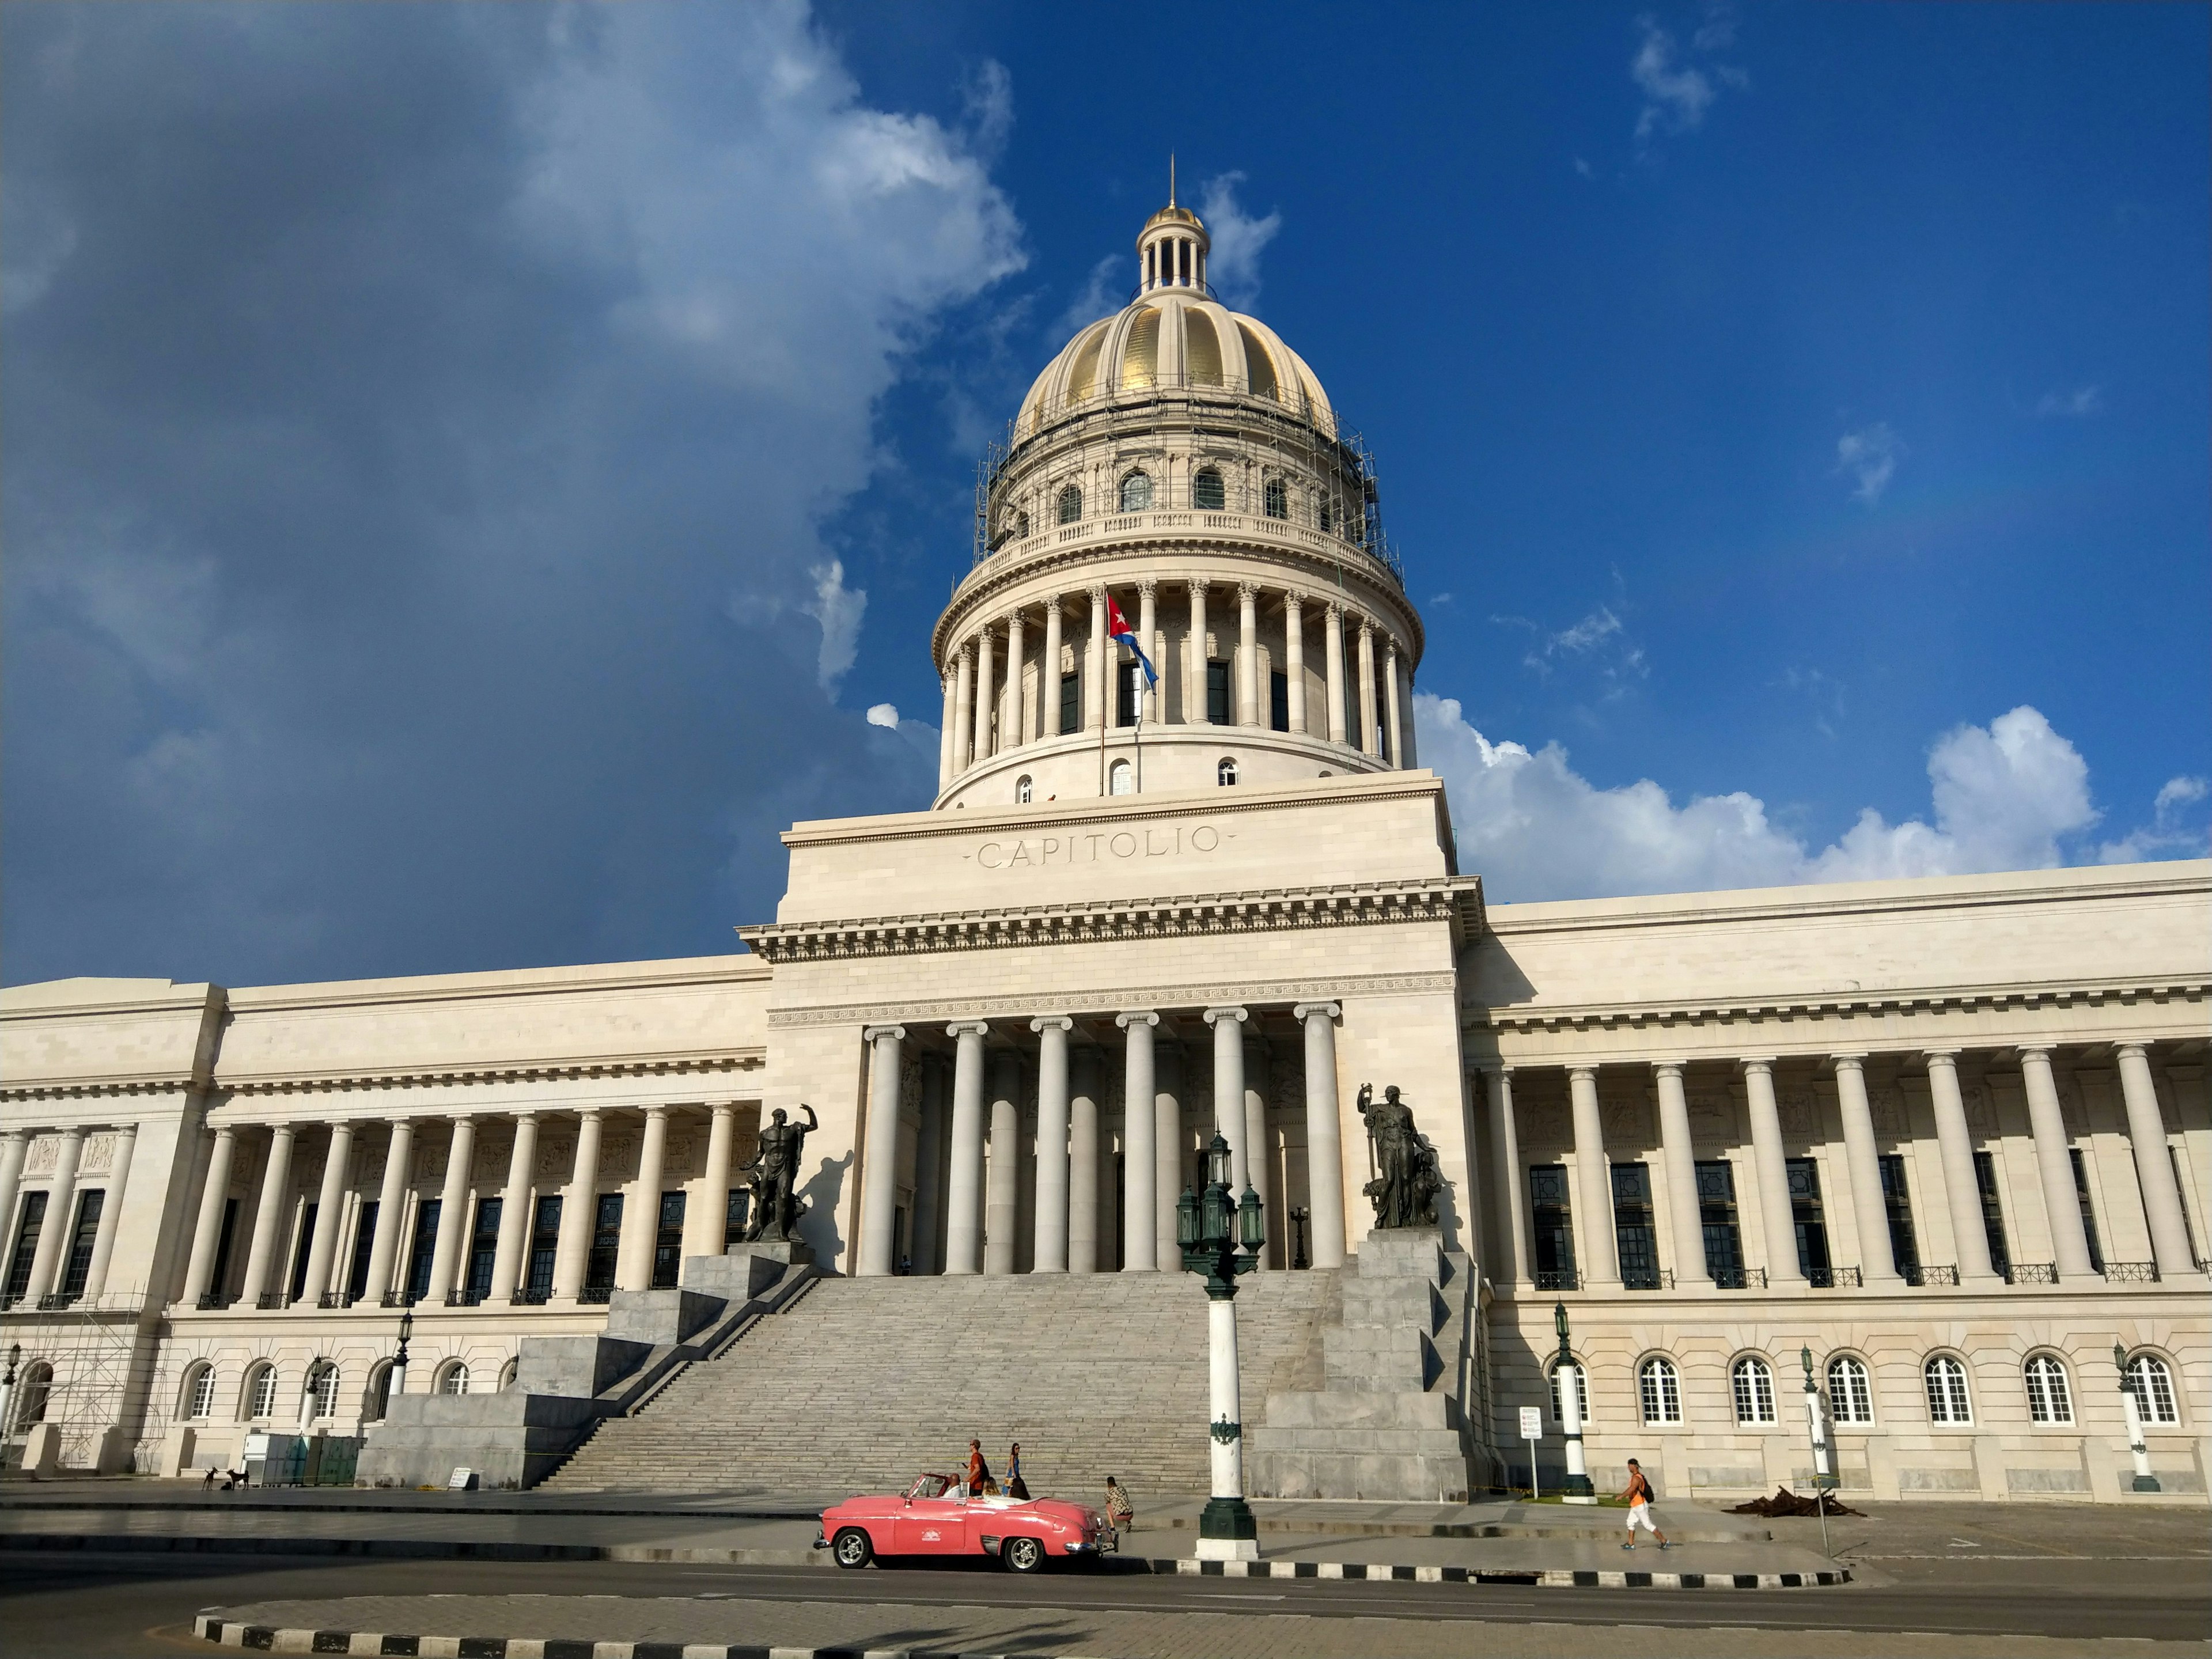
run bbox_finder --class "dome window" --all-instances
[1193,468,1226,510]
[1120,471,1154,512]
[1057,484,1083,525]
[1263,478,1288,520]
[1217,757,1239,787]
[1109,760,1134,796]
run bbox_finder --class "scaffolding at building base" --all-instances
[0,1287,160,1472]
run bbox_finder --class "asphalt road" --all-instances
[5,1547,2209,1656]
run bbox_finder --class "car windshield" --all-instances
[907,1474,954,1499]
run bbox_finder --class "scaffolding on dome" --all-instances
[1,1287,160,1471]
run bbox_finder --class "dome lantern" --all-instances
[1137,161,1209,294]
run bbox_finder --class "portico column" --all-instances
[616,1107,669,1293]
[1740,1060,1805,1287]
[1356,622,1380,756]
[985,1050,1021,1274]
[300,1123,355,1307]
[1398,655,1419,767]
[971,625,997,763]
[1384,641,1405,767]
[1481,1065,1525,1283]
[1185,581,1208,724]
[23,1128,85,1301]
[944,1023,990,1275]
[911,1059,946,1274]
[549,1109,603,1304]
[1086,588,1109,732]
[691,1104,736,1261]
[1832,1057,1902,1286]
[1031,1017,1073,1273]
[423,1116,476,1305]
[1040,597,1064,738]
[1137,582,1160,723]
[1566,1069,1618,1287]
[857,1026,908,1277]
[1205,1008,1251,1191]
[1154,1039,1185,1272]
[1118,1012,1159,1272]
[488,1113,539,1303]
[1237,583,1260,726]
[1923,1052,1999,1283]
[2113,1044,2197,1277]
[361,1120,412,1304]
[1650,1065,1711,1289]
[938,671,957,789]
[80,1123,139,1301]
[0,1131,26,1255]
[181,1126,239,1305]
[236,1126,294,1308]
[2018,1047,2094,1279]
[951,643,975,772]
[1284,594,1306,734]
[1002,611,1026,747]
[1069,1044,1102,1274]
[1294,1003,1347,1268]
[1324,604,1347,744]
[1242,1032,1271,1264]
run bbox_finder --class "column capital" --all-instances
[503,1111,535,1125]
[998,609,1021,630]
[863,1024,908,1042]
[1137,577,1157,600]
[1650,1060,1684,1080]
[1088,584,1108,604]
[1291,1001,1340,1022]
[1357,617,1374,639]
[1921,1048,1962,1068]
[1324,598,1343,620]
[1737,1057,1778,1075]
[1566,1065,1599,1082]
[1115,1010,1158,1029]
[1202,1006,1248,1025]
[1282,589,1304,614]
[946,1020,992,1039]
[641,1103,669,1120]
[2111,1041,2150,1061]
[1237,580,1259,603]
[1384,638,1400,662]
[2015,1044,2056,1062]
[710,1102,737,1120]
[959,637,976,661]
[1029,1016,1074,1035]
[1188,577,1209,596]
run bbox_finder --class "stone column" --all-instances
[550,1109,603,1304]
[24,1128,86,1301]
[1185,581,1208,724]
[300,1123,354,1307]
[938,669,957,789]
[1069,1043,1102,1274]
[1324,604,1347,744]
[488,1113,539,1303]
[1031,1017,1073,1273]
[1237,582,1260,726]
[2018,1047,2094,1279]
[985,1050,1021,1274]
[1040,597,1065,738]
[1482,1066,1525,1284]
[971,624,997,764]
[80,1123,139,1302]
[1398,654,1419,767]
[2114,1043,2198,1278]
[0,1131,26,1257]
[1086,588,1109,732]
[181,1126,239,1306]
[1923,1052,1999,1283]
[1650,1063,1711,1289]
[1205,1007,1251,1190]
[1118,1012,1159,1272]
[361,1120,412,1304]
[911,1059,946,1274]
[1832,1056,1901,1286]
[1137,582,1160,722]
[1284,593,1306,734]
[233,1125,294,1308]
[1384,641,1404,767]
[616,1107,669,1293]
[691,1104,736,1260]
[951,642,975,772]
[1740,1060,1805,1287]
[1242,1032,1271,1262]
[1003,611,1026,748]
[944,1023,990,1275]
[1566,1070,1618,1287]
[423,1117,476,1305]
[856,1026,908,1277]
[1155,1039,1185,1272]
[1356,622,1380,756]
[1295,1003,1347,1269]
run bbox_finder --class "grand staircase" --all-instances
[542,1268,1340,1503]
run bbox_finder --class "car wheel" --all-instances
[1002,1535,1046,1574]
[831,1527,874,1569]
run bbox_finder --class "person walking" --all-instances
[1006,1441,1030,1501]
[1618,1458,1671,1550]
[965,1439,990,1498]
[1104,1475,1134,1542]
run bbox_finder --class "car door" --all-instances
[892,1494,967,1553]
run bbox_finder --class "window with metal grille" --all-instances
[1611,1163,1660,1289]
[1193,468,1225,510]
[287,1201,319,1305]
[209,1197,239,1304]
[1056,484,1082,524]
[1120,471,1153,512]
[585,1194,623,1294]
[1878,1154,1921,1276]
[1060,671,1080,735]
[724,1187,751,1249]
[1263,478,1287,519]
[186,1365,217,1422]
[1732,1355,1777,1424]
[59,1188,104,1300]
[1117,660,1141,726]
[2069,1149,2105,1271]
[1639,1357,1681,1425]
[1924,1355,1972,1424]
[2023,1355,2073,1425]
[524,1195,562,1301]
[309,1361,341,1421]
[1270,670,1289,732]
[403,1199,442,1304]
[463,1198,502,1302]
[247,1364,278,1421]
[366,1362,393,1424]
[1787,1158,1832,1286]
[1696,1160,1745,1286]
[1827,1355,1873,1426]
[1206,660,1230,725]
[1215,757,1238,787]
[1113,760,1137,794]
[441,1362,471,1397]
[1528,1164,1576,1287]
[346,1200,380,1302]
[652,1191,686,1289]
[2126,1354,2179,1424]
[1973,1150,2012,1278]
[5,1191,49,1302]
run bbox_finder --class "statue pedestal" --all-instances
[681,1241,811,1303]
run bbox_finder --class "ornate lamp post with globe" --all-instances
[2115,1343,2160,1493]
[1179,1131,1266,1560]
[1553,1300,1595,1502]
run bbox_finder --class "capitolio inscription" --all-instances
[971,821,1224,870]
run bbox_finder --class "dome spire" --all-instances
[1137,171,1207,295]
[1169,151,1176,207]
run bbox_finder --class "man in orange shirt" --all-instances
[1619,1458,1672,1550]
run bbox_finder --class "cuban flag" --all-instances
[1106,594,1158,687]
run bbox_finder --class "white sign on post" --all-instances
[1518,1406,1543,1501]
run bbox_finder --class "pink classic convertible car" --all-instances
[817,1472,1116,1573]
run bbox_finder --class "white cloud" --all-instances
[865,702,899,729]
[2033,385,2104,418]
[1494,605,1647,690]
[802,559,866,691]
[2097,775,2210,864]
[1631,9,1747,151]
[1573,157,1596,180]
[1055,253,1122,337]
[1197,172,1280,307]
[1835,422,1904,506]
[1415,697,2182,903]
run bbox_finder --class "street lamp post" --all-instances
[1289,1207,1310,1271]
[1800,1344,1833,1558]
[0,1343,20,1446]
[387,1306,416,1409]
[1179,1131,1265,1560]
[2115,1343,2160,1493]
[1554,1300,1594,1503]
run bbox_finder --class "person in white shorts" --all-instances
[1618,1458,1672,1550]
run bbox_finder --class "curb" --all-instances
[1145,1558,1849,1587]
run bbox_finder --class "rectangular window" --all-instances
[59,1188,104,1301]
[652,1191,686,1289]
[2171,1147,2202,1264]
[1527,1164,1577,1287]
[1059,671,1080,734]
[346,1200,380,1302]
[585,1193,623,1294]
[2069,1148,2105,1272]
[1206,660,1231,725]
[210,1198,239,1303]
[1696,1159,1746,1286]
[1269,670,1289,733]
[1116,660,1143,726]
[1610,1162,1660,1289]
[724,1187,751,1249]
[1787,1158,1833,1286]
[1878,1154,1921,1275]
[464,1197,502,1302]
[1973,1150,2012,1278]
[286,1201,319,1305]
[5,1191,49,1303]
[404,1199,442,1304]
[523,1195,561,1301]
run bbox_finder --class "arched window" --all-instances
[1827,1355,1874,1426]
[243,1363,278,1422]
[179,1362,217,1423]
[12,1361,53,1432]
[1193,468,1225,510]
[1015,775,1033,805]
[305,1359,340,1422]
[1638,1357,1681,1425]
[1057,484,1083,524]
[498,1357,520,1392]
[1119,471,1153,512]
[1216,757,1238,787]
[1263,478,1288,520]
[1924,1354,1972,1425]
[438,1361,471,1397]
[2125,1353,2179,1425]
[1549,1359,1590,1426]
[1732,1355,1777,1425]
[363,1361,394,1425]
[2023,1354,2073,1425]
[1108,760,1134,797]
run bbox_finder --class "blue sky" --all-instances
[4,1,2206,987]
